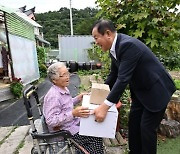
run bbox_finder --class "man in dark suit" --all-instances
[92,19,176,154]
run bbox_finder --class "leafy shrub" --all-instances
[174,79,180,90]
[37,46,48,78]
[39,64,47,78]
[10,78,24,98]
[157,51,180,70]
[77,70,100,76]
[37,46,46,65]
[119,89,131,129]
[87,44,111,80]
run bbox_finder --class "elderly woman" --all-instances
[43,62,104,154]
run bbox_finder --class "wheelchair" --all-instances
[23,85,89,154]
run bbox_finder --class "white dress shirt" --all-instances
[104,33,118,107]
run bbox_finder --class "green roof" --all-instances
[0,5,16,13]
[6,13,35,40]
[0,5,35,40]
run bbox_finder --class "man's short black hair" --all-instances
[92,19,116,35]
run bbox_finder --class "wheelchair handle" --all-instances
[23,85,38,118]
[23,85,37,99]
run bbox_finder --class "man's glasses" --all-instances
[59,72,70,78]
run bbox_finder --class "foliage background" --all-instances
[36,46,48,78]
[35,7,98,48]
[95,0,180,70]
[35,3,180,70]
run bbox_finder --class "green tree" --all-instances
[75,17,97,35]
[35,7,98,48]
[95,0,180,61]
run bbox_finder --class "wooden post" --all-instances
[4,12,14,79]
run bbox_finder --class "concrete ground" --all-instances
[0,125,31,154]
[0,125,126,154]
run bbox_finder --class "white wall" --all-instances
[9,34,40,84]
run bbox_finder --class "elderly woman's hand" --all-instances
[72,106,90,118]
[77,93,90,102]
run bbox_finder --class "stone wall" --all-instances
[158,93,180,138]
[166,98,180,122]
[169,71,180,80]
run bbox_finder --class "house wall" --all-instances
[9,34,40,84]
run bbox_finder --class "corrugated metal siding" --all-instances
[0,5,15,14]
[6,13,35,40]
[58,35,94,62]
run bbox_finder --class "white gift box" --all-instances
[79,95,118,138]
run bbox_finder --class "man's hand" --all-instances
[93,103,110,122]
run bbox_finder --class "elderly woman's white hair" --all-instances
[47,62,66,82]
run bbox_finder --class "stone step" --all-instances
[0,85,14,102]
[103,132,127,147]
[103,132,127,154]
[19,132,33,154]
[0,125,30,154]
[105,146,125,154]
[0,126,14,142]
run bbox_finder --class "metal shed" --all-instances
[58,35,94,62]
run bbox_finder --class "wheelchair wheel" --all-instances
[31,147,38,154]
[31,147,46,154]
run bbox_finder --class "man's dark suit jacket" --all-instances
[105,33,176,112]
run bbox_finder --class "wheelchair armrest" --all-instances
[31,130,72,140]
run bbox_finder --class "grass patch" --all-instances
[118,135,180,154]
[13,139,25,154]
[157,135,180,154]
[77,69,101,76]
[174,79,180,90]
[79,84,91,93]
